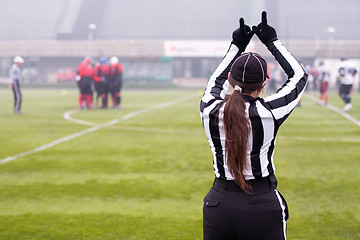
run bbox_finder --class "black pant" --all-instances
[108,80,122,105]
[203,176,288,240]
[12,81,22,112]
[339,84,352,104]
[108,80,122,95]
[78,77,93,95]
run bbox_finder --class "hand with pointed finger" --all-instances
[232,18,254,52]
[252,11,278,47]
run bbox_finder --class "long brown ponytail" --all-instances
[223,86,251,192]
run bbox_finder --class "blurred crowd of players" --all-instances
[8,55,359,114]
[267,58,358,112]
[76,56,123,110]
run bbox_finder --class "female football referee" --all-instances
[200,12,307,240]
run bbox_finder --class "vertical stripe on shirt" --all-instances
[248,101,264,177]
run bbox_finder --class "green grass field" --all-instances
[0,87,359,240]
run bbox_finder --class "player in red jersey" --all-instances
[95,58,111,108]
[76,58,95,109]
[109,56,123,108]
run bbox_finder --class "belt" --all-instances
[213,174,278,192]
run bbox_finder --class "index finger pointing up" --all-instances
[240,18,244,29]
[261,11,267,27]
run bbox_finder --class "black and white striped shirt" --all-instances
[200,40,308,180]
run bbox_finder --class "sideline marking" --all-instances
[305,95,360,128]
[326,104,360,127]
[1,96,193,164]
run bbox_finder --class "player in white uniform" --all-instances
[338,58,357,111]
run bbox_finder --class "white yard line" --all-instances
[325,104,360,127]
[64,110,201,135]
[1,96,193,164]
[278,135,360,143]
[107,125,202,136]
[63,109,97,126]
[305,94,360,128]
[64,94,360,141]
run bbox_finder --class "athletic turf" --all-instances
[0,88,359,240]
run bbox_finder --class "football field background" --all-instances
[0,87,359,240]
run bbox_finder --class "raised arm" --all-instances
[200,18,253,114]
[253,12,308,125]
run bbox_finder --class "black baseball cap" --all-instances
[230,52,269,84]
